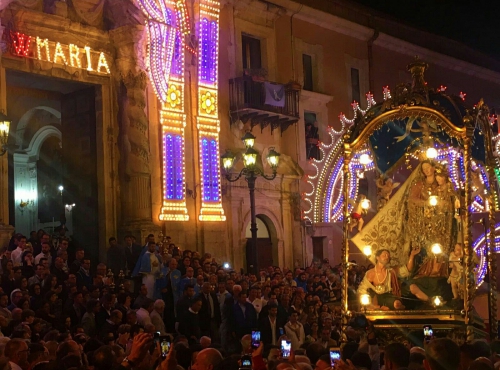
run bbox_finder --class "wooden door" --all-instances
[246,238,273,272]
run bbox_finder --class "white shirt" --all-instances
[35,252,52,266]
[284,321,305,350]
[11,247,24,266]
[217,290,230,309]
[269,316,277,345]
[247,297,265,314]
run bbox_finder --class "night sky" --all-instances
[351,0,500,59]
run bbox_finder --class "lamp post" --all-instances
[221,132,280,274]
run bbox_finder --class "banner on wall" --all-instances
[264,82,285,107]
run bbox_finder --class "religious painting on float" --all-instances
[343,96,493,314]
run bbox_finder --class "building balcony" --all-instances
[229,75,300,134]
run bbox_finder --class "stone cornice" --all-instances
[249,0,500,84]
[374,33,500,85]
[2,5,111,50]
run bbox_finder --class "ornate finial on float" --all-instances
[407,56,429,92]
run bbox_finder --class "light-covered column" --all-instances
[196,0,225,221]
[136,0,190,222]
[158,2,189,221]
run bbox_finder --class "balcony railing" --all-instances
[229,76,300,134]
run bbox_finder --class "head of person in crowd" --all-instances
[5,338,30,370]
[191,348,223,370]
[425,338,460,370]
[384,342,410,370]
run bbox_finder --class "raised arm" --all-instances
[406,246,421,273]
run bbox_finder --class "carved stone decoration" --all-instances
[104,0,144,30]
[68,0,104,27]
[110,24,159,229]
[110,26,149,176]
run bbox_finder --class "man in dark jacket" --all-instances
[63,291,85,327]
[99,309,123,341]
[178,296,202,342]
[259,303,284,347]
[198,282,221,338]
[231,291,257,340]
[123,235,142,276]
[106,237,127,277]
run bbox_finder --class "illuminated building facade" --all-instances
[0,0,498,270]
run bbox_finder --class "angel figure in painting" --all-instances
[376,176,400,211]
[349,194,369,232]
[395,118,439,148]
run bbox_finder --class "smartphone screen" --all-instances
[281,340,292,359]
[241,355,252,368]
[330,348,341,367]
[151,331,160,354]
[160,339,171,358]
[251,330,261,348]
[279,327,284,336]
[423,325,433,341]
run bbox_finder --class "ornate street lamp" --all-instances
[0,112,11,156]
[221,134,280,273]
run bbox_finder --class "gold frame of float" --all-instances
[341,99,498,343]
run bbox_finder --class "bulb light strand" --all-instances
[197,0,225,222]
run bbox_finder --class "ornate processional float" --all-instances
[304,58,500,343]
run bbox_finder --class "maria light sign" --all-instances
[9,31,111,75]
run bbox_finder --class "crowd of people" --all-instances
[0,230,494,370]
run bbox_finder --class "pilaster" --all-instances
[110,25,160,240]
[0,23,14,248]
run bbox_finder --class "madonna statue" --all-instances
[352,159,459,304]
[406,162,458,302]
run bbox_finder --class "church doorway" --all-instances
[7,70,99,263]
[245,215,278,271]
